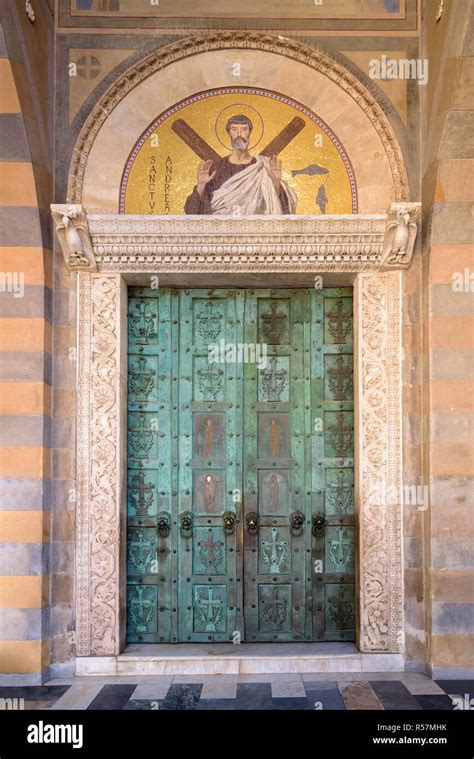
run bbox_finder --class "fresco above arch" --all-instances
[120,87,357,216]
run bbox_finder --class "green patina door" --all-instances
[126,288,355,643]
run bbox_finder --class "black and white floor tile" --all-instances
[0,674,471,711]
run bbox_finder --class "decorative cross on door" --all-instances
[326,299,352,343]
[260,356,288,400]
[261,527,288,574]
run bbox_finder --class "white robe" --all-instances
[210,155,297,215]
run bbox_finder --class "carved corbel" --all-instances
[51,204,97,271]
[381,202,421,269]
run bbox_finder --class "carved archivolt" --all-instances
[67,32,410,204]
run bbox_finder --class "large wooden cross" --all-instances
[171,116,305,163]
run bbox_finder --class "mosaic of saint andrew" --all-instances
[121,90,357,216]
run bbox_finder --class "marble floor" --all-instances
[0,673,471,711]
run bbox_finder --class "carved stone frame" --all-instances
[71,213,407,658]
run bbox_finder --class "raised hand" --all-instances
[267,155,282,189]
[197,160,217,196]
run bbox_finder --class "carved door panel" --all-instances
[312,288,355,641]
[177,290,243,642]
[242,291,310,642]
[127,288,174,642]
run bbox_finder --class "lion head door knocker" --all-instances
[157,511,171,538]
[289,510,305,536]
[312,513,326,537]
[179,511,194,539]
[222,511,237,535]
[246,512,259,535]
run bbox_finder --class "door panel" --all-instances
[242,290,309,642]
[127,289,174,642]
[312,288,355,641]
[126,287,355,643]
[177,290,243,642]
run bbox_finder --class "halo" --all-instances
[215,103,264,152]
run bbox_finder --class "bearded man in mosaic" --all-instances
[185,114,297,215]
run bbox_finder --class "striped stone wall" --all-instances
[0,0,54,684]
[421,0,474,677]
[402,247,425,669]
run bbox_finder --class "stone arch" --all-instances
[67,32,410,212]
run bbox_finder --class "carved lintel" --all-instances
[50,210,423,274]
[51,204,97,272]
[85,213,393,273]
[381,202,421,270]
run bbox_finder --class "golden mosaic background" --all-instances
[122,91,355,215]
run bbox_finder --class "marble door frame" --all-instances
[51,208,418,661]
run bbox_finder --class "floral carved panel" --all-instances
[77,273,127,656]
[355,271,403,653]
